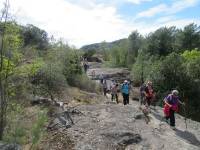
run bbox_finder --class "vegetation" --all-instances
[83,23,200,121]
[0,0,200,147]
[0,1,97,146]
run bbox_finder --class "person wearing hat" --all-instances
[121,80,130,105]
[163,90,184,130]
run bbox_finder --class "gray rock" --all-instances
[0,142,22,150]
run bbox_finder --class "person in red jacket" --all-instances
[144,81,155,107]
[164,90,184,130]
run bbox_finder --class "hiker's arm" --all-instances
[164,98,172,107]
[178,100,185,105]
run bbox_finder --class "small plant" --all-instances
[30,109,48,149]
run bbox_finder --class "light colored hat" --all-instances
[172,90,179,95]
[124,80,128,83]
[147,81,152,85]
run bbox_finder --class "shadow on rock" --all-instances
[175,129,200,146]
[101,131,142,146]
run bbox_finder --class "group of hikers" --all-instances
[100,76,185,130]
[101,78,130,105]
[82,58,185,130]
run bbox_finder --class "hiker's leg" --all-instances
[122,93,126,105]
[140,95,143,105]
[116,94,119,104]
[127,94,129,104]
[170,109,175,127]
[147,98,151,107]
[124,94,128,105]
[103,88,107,96]
[144,97,147,105]
[165,116,169,123]
[111,94,114,101]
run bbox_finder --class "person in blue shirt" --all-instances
[121,80,130,105]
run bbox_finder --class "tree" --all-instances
[180,24,200,50]
[22,24,49,50]
[0,0,23,139]
[145,27,177,56]
[128,30,143,63]
[0,0,10,139]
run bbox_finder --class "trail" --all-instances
[41,61,200,150]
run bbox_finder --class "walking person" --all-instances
[121,80,130,105]
[163,90,184,130]
[144,81,155,107]
[102,79,107,97]
[110,83,119,103]
[83,58,89,72]
[99,74,104,84]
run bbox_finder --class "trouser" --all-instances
[111,94,118,103]
[140,94,145,105]
[103,88,107,96]
[122,93,129,105]
[145,97,153,106]
[165,109,175,127]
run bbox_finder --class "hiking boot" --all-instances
[165,119,169,124]
[170,126,176,130]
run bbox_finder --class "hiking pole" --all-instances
[183,95,188,130]
[183,103,187,130]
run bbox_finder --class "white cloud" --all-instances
[155,16,175,23]
[7,0,134,47]
[160,18,200,28]
[136,0,199,18]
[126,0,152,4]
[169,0,198,14]
[1,0,199,47]
[136,4,168,18]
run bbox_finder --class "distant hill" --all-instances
[81,39,127,51]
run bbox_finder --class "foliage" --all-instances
[83,49,96,58]
[179,24,200,50]
[144,27,178,56]
[182,49,200,61]
[71,74,100,93]
[109,39,129,67]
[128,30,143,63]
[31,109,48,149]
[34,62,67,99]
[21,24,49,50]
[3,103,27,144]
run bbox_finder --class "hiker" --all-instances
[102,79,107,96]
[91,70,95,79]
[83,59,89,72]
[139,83,146,105]
[99,74,104,84]
[143,81,155,107]
[110,83,119,103]
[121,80,130,105]
[163,90,184,130]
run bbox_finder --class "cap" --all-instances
[172,90,179,95]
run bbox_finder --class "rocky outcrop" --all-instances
[44,100,200,150]
[0,142,22,150]
[87,67,130,83]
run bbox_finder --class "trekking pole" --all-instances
[183,93,188,130]
[183,105,187,130]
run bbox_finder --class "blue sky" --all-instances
[1,0,200,47]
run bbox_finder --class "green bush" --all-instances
[34,62,67,99]
[70,74,100,93]
[30,109,48,149]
